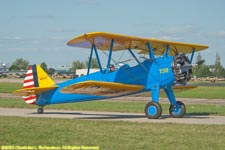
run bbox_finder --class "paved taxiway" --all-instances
[1,108,225,125]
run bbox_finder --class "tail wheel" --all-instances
[37,107,44,114]
[145,102,162,119]
[169,101,186,118]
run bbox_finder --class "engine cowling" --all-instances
[172,54,192,85]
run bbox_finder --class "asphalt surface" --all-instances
[1,108,225,125]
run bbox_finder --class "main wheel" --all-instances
[37,107,44,114]
[169,101,186,118]
[145,102,162,119]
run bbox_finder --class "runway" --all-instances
[1,108,225,125]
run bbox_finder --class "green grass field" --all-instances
[0,82,22,93]
[1,116,225,150]
[1,81,225,149]
[174,86,225,99]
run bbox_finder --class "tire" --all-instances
[169,101,186,118]
[145,102,162,119]
[37,108,44,114]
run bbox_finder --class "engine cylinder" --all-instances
[172,54,192,85]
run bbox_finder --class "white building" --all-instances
[76,68,99,77]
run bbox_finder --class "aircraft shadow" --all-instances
[78,113,146,120]
[31,112,82,115]
[31,111,146,120]
[30,111,211,120]
[186,112,217,116]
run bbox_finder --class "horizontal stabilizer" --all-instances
[13,86,58,96]
[60,81,144,97]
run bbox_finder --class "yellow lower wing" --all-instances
[13,86,58,96]
[60,81,144,97]
[173,85,197,92]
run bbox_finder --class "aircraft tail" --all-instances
[14,64,57,105]
[23,64,55,89]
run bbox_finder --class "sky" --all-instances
[0,0,225,67]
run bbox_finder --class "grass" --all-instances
[140,86,225,99]
[189,80,225,85]
[174,86,225,99]
[0,82,22,93]
[0,116,225,150]
[1,98,225,116]
[1,81,225,149]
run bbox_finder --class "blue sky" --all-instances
[0,0,225,67]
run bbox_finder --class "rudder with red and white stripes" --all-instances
[23,65,37,105]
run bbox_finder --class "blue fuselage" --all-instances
[36,56,176,106]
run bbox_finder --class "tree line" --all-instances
[8,53,225,78]
[8,58,99,75]
[192,53,225,78]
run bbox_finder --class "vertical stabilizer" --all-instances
[22,64,55,105]
[23,65,37,104]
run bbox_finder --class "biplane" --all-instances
[13,32,208,119]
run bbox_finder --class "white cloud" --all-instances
[157,35,181,41]
[0,36,23,40]
[214,31,225,38]
[7,47,38,52]
[78,0,98,5]
[49,28,77,33]
[158,25,194,35]
[26,15,55,20]
[49,36,68,40]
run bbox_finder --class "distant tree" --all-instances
[40,62,48,73]
[85,58,99,68]
[193,53,225,78]
[9,58,29,71]
[213,53,225,77]
[197,65,213,77]
[193,53,204,77]
[71,60,85,73]
[48,68,55,76]
[196,53,202,63]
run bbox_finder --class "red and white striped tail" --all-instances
[23,66,37,105]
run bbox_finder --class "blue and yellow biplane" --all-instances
[14,32,208,119]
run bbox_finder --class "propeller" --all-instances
[192,59,205,67]
[196,60,205,66]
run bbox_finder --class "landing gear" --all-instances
[145,102,162,119]
[169,101,186,118]
[37,107,44,114]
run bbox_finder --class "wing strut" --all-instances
[189,48,195,63]
[87,44,103,75]
[87,45,94,75]
[146,42,155,60]
[164,45,170,57]
[106,38,114,73]
[93,44,103,72]
[128,48,148,72]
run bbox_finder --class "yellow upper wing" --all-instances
[67,32,208,55]
[60,81,144,97]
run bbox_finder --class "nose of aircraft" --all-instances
[172,53,192,85]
